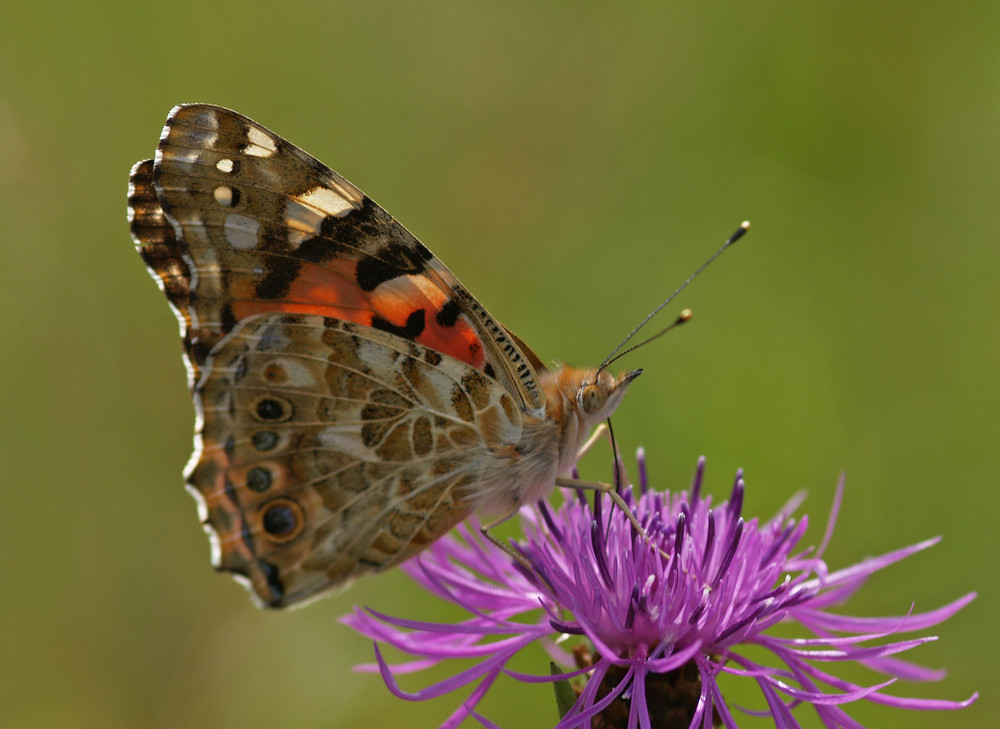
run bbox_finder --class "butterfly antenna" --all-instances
[598,221,749,372]
[603,308,693,369]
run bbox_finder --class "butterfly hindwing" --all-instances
[188,313,522,607]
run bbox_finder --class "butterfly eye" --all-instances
[580,384,606,414]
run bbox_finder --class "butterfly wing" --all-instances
[130,104,545,409]
[128,104,538,606]
[187,313,521,607]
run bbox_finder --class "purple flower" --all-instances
[342,454,977,728]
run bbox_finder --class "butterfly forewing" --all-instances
[136,105,543,406]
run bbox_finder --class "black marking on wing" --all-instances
[371,309,427,340]
[255,232,344,300]
[252,196,433,302]
[349,204,434,290]
[257,560,285,608]
[435,298,461,327]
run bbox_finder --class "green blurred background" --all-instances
[1,2,993,727]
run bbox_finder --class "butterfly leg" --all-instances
[554,476,670,561]
[478,513,558,595]
[575,423,610,460]
[478,510,529,566]
[573,423,629,499]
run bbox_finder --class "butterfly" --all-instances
[127,104,648,608]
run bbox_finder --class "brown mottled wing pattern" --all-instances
[128,104,539,607]
[190,314,521,607]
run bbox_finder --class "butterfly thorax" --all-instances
[472,365,640,520]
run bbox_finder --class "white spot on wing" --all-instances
[284,186,356,247]
[159,146,202,165]
[245,126,278,157]
[267,357,317,388]
[225,213,260,249]
[298,186,356,216]
[213,185,235,207]
[284,200,322,246]
[216,158,235,173]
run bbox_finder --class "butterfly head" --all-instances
[576,367,642,422]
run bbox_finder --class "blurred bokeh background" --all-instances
[1,3,994,727]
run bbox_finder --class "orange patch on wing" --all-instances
[370,275,485,369]
[230,264,485,370]
[231,260,368,321]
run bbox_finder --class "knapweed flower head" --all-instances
[343,454,976,728]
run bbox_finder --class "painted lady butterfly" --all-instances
[127,105,651,608]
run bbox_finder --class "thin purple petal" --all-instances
[344,458,975,729]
